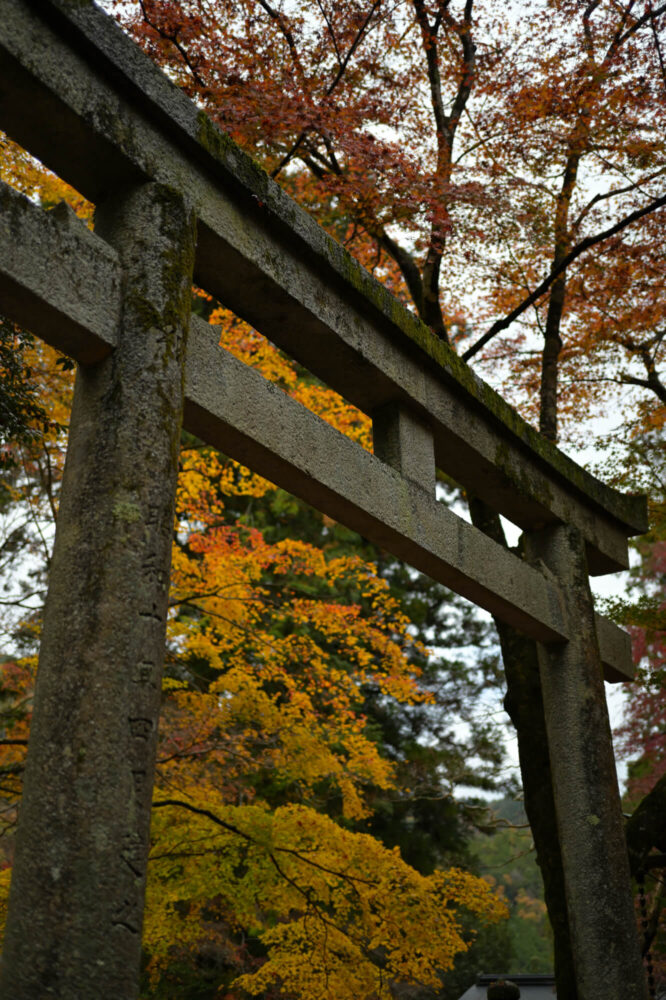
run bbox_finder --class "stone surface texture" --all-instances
[525,524,648,1000]
[0,179,120,361]
[0,182,196,999]
[372,401,437,495]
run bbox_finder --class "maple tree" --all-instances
[120,0,666,431]
[145,502,507,996]
[0,319,509,995]
[0,142,510,996]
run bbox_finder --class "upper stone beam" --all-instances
[0,0,647,573]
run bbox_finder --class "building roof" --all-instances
[459,974,557,999]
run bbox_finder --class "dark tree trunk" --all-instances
[626,771,666,876]
[539,271,567,442]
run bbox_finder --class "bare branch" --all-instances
[138,0,206,87]
[315,0,343,66]
[376,229,424,315]
[412,0,448,149]
[571,167,666,233]
[442,2,476,146]
[256,0,307,83]
[463,192,666,361]
[613,0,666,53]
[619,373,666,403]
[325,1,383,97]
[648,0,666,93]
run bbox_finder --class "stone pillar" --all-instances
[0,182,196,999]
[372,401,436,495]
[525,524,647,1000]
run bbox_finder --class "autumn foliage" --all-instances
[0,143,508,996]
[117,0,666,441]
[145,429,507,995]
[2,0,666,995]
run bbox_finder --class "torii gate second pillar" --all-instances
[526,524,647,1000]
[376,402,647,999]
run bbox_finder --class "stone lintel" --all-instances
[0,0,647,575]
[0,181,119,362]
[594,613,633,684]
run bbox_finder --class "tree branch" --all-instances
[325,0,383,97]
[271,0,383,178]
[376,229,424,316]
[412,0,448,150]
[613,0,666,53]
[412,0,476,340]
[256,0,307,83]
[315,0,343,66]
[138,0,206,88]
[153,797,375,885]
[648,0,666,93]
[571,167,666,233]
[619,373,666,403]
[463,191,666,361]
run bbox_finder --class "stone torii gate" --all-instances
[0,1,650,997]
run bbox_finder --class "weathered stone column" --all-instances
[525,524,647,1000]
[0,182,196,999]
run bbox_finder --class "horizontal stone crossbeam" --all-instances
[0,0,647,577]
[0,187,119,363]
[0,180,633,681]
